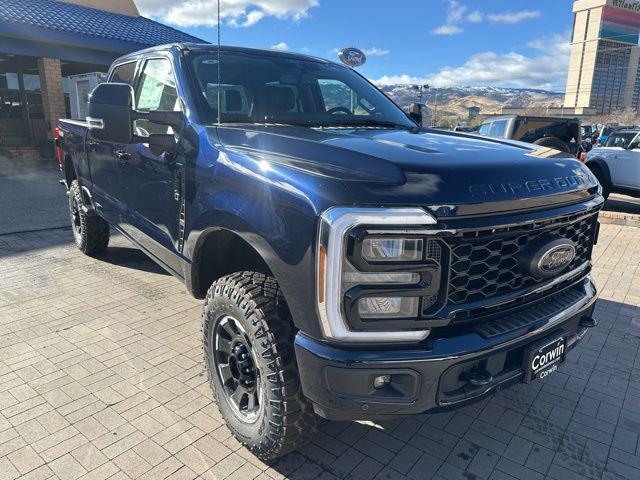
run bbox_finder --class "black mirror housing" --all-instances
[408,103,424,127]
[88,83,134,144]
[408,111,422,126]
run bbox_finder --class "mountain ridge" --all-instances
[379,84,565,119]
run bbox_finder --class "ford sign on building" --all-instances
[338,47,366,67]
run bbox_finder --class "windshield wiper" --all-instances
[260,119,323,127]
[327,119,418,131]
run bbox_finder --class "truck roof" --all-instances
[113,43,331,66]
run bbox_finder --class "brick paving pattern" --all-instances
[0,223,638,480]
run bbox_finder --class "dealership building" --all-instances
[564,0,640,114]
[0,0,202,157]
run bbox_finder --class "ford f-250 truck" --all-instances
[57,43,602,461]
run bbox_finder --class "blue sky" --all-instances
[134,0,574,91]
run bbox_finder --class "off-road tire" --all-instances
[533,136,572,153]
[588,166,611,200]
[202,271,322,461]
[68,180,110,255]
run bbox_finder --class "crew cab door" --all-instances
[88,61,137,224]
[614,134,640,189]
[602,132,639,189]
[119,57,184,274]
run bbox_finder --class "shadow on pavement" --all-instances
[604,195,640,216]
[0,155,69,235]
[94,245,171,276]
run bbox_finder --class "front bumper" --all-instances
[295,276,597,421]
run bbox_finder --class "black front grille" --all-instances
[446,211,598,306]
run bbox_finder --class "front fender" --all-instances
[183,139,351,338]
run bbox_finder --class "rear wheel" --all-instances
[202,271,322,461]
[68,180,110,255]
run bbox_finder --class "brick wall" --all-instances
[38,58,67,137]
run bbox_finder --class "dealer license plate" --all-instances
[524,335,566,383]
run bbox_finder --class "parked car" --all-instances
[585,128,640,199]
[478,115,582,155]
[56,43,602,460]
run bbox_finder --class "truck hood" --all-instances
[217,125,599,217]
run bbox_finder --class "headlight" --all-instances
[316,207,449,343]
[361,238,423,262]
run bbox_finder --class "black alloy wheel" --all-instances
[215,315,262,421]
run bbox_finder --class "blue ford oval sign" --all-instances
[339,48,366,67]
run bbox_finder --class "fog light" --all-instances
[358,296,419,319]
[373,374,391,389]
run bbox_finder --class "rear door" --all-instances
[603,132,638,188]
[88,61,137,224]
[118,56,184,274]
[612,133,640,189]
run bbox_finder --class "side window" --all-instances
[318,79,371,115]
[489,120,509,138]
[478,123,491,136]
[135,58,180,136]
[109,62,136,86]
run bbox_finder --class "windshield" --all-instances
[189,51,415,129]
[604,131,638,148]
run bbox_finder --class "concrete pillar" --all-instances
[38,58,66,136]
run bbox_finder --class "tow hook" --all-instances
[460,369,493,387]
[576,316,597,341]
[579,316,597,328]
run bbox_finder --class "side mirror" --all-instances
[408,103,424,127]
[88,83,134,144]
[408,111,422,126]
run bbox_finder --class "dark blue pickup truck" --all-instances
[57,43,602,460]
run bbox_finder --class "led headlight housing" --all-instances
[316,207,452,343]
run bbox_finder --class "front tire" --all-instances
[202,271,322,461]
[68,180,110,255]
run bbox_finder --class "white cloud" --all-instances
[362,47,389,57]
[270,42,290,51]
[373,32,570,90]
[466,10,483,23]
[431,24,464,36]
[134,0,319,28]
[431,1,540,36]
[527,32,571,57]
[487,10,541,24]
[445,0,467,24]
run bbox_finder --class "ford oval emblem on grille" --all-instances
[539,244,576,273]
[520,238,576,279]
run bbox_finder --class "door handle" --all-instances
[88,141,100,150]
[115,150,131,162]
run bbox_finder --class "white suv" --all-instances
[585,128,640,199]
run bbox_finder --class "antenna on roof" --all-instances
[217,0,222,125]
